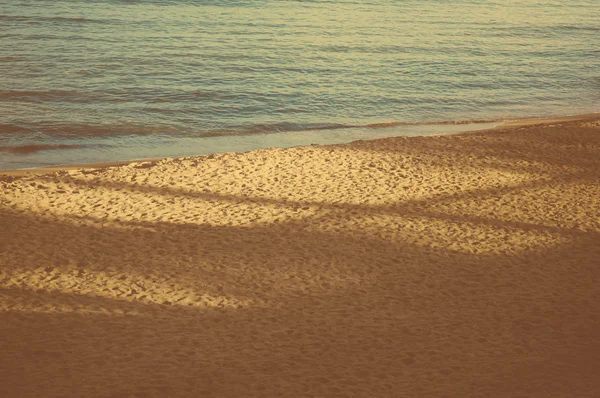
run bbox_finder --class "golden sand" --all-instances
[1,116,599,397]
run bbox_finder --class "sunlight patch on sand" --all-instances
[1,148,541,235]
[0,267,253,313]
[1,174,320,228]
[0,291,143,316]
[304,212,568,255]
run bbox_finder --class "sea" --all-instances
[1,0,599,169]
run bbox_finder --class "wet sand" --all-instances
[1,115,599,397]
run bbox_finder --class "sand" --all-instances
[1,116,599,397]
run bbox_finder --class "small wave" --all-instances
[0,119,505,143]
[39,16,101,23]
[554,25,600,32]
[0,89,239,105]
[0,124,33,134]
[0,122,181,140]
[0,90,82,103]
[201,119,504,137]
[0,15,105,24]
[202,122,350,137]
[0,144,82,154]
[365,119,504,128]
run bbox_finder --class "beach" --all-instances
[1,116,599,396]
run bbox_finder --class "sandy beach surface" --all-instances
[1,116,599,397]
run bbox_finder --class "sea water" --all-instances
[1,0,599,169]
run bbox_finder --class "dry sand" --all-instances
[1,116,599,397]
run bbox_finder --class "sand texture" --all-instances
[1,118,600,397]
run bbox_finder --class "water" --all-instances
[1,0,599,169]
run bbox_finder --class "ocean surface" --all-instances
[1,0,599,169]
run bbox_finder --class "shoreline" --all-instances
[1,112,599,397]
[2,112,598,177]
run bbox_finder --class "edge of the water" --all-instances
[2,112,598,178]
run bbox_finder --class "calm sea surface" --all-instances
[1,0,599,169]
